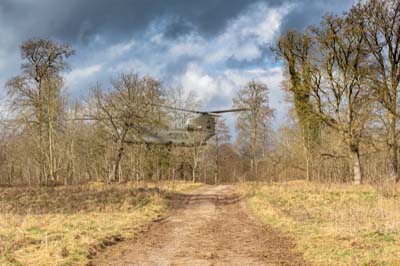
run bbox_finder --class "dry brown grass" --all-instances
[240,181,400,266]
[0,181,202,266]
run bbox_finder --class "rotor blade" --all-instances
[67,117,98,121]
[0,118,35,123]
[210,113,221,117]
[157,104,249,115]
[208,108,250,114]
[158,105,203,114]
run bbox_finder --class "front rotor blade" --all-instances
[209,108,250,114]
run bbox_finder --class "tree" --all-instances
[186,131,207,183]
[91,73,164,182]
[275,30,321,146]
[233,81,273,179]
[310,14,372,184]
[166,86,203,182]
[275,30,321,181]
[353,0,400,182]
[6,38,74,185]
[211,118,231,184]
[167,86,201,128]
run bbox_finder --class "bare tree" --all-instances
[353,0,400,182]
[211,118,231,184]
[6,38,74,185]
[233,81,273,179]
[91,73,164,182]
[185,131,207,183]
[167,86,201,128]
[311,14,372,184]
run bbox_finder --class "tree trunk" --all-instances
[37,81,46,185]
[110,139,125,182]
[192,145,199,183]
[350,144,363,185]
[388,113,399,182]
[215,145,219,185]
[251,119,258,179]
[192,159,197,183]
[48,116,56,183]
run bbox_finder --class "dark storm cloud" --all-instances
[281,0,354,31]
[0,0,278,43]
[163,18,195,39]
[1,0,353,45]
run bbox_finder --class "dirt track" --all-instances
[92,185,308,266]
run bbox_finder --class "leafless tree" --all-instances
[6,38,74,185]
[91,73,164,182]
[310,14,372,184]
[233,81,273,179]
[352,0,400,182]
[211,118,231,184]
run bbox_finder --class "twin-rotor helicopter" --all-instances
[0,105,248,147]
[127,106,248,147]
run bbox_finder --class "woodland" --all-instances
[0,0,400,187]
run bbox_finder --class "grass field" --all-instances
[241,181,400,266]
[0,181,202,266]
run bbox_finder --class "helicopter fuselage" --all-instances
[125,113,216,147]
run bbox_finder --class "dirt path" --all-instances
[92,185,308,266]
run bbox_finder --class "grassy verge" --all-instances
[240,181,400,266]
[0,181,202,266]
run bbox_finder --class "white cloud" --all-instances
[168,34,205,58]
[203,2,291,63]
[106,39,136,59]
[108,58,165,78]
[64,64,103,93]
[65,64,102,81]
[179,63,218,100]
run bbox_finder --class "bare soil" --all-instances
[91,185,308,266]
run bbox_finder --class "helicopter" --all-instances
[0,106,248,147]
[125,106,248,147]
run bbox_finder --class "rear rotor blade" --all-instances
[157,104,249,115]
[158,105,203,114]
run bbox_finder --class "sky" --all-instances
[0,0,355,132]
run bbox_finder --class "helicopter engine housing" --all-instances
[185,114,216,140]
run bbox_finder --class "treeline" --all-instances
[272,0,400,184]
[0,39,273,186]
[2,0,398,187]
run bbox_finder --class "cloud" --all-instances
[161,2,291,65]
[178,63,235,102]
[64,64,103,94]
[164,2,289,110]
